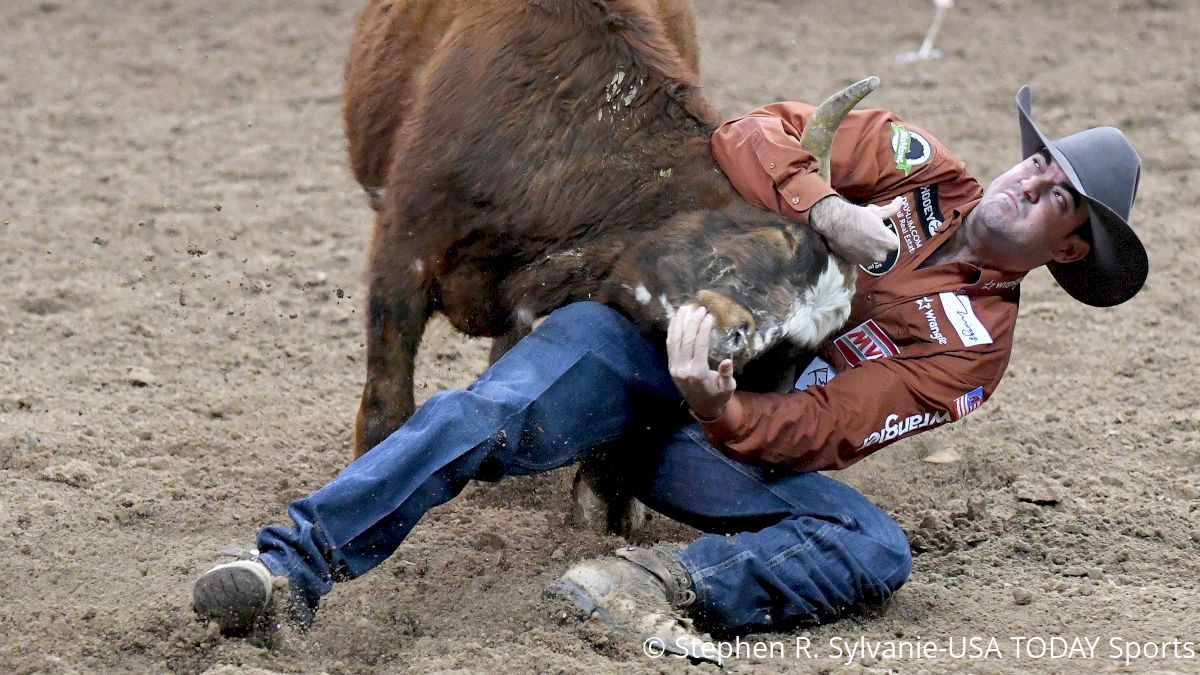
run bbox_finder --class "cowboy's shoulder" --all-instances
[880,112,969,177]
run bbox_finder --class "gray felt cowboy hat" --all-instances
[1016,85,1148,307]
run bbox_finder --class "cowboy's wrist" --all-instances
[686,391,731,422]
[688,403,726,423]
[808,195,849,236]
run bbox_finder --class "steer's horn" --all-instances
[798,76,880,182]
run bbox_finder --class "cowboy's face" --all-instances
[970,150,1091,273]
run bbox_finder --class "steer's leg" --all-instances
[492,324,650,535]
[572,458,648,537]
[354,217,435,457]
[487,326,530,366]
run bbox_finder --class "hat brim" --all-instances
[1016,86,1148,307]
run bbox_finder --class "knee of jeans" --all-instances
[541,301,643,350]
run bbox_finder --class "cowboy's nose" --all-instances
[1021,175,1051,199]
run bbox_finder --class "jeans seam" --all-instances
[762,521,838,570]
[689,548,755,581]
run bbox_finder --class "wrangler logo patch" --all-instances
[861,410,952,449]
[834,319,899,367]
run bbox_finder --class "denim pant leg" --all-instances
[256,302,681,611]
[632,425,913,632]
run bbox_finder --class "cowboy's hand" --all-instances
[809,195,902,267]
[667,305,737,420]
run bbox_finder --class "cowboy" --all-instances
[192,86,1145,658]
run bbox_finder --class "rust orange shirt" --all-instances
[704,102,1024,472]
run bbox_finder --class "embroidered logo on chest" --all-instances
[914,184,944,237]
[834,319,899,367]
[890,123,933,176]
[915,296,949,344]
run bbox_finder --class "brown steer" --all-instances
[343,0,874,468]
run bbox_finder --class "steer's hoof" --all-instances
[570,465,647,538]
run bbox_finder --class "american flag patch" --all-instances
[834,319,899,367]
[952,386,985,420]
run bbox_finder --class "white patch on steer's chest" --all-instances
[757,255,854,352]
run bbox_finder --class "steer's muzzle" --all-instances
[693,289,757,371]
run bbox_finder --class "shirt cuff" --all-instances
[777,172,838,222]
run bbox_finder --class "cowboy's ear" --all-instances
[1051,234,1090,264]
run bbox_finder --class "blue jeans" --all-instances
[257,302,911,631]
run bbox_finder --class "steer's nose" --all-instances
[715,321,755,371]
[692,290,757,371]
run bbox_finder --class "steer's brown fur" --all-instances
[345,0,838,455]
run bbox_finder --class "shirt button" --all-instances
[791,196,800,205]
[769,162,777,169]
[867,293,875,301]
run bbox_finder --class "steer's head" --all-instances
[696,76,881,370]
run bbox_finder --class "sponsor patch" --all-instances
[980,278,1021,292]
[859,218,900,276]
[834,319,899,367]
[952,386,985,420]
[794,356,836,392]
[891,195,924,256]
[915,296,949,344]
[938,292,993,347]
[914,184,944,237]
[861,410,952,449]
[890,123,933,176]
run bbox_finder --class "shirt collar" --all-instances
[923,203,1026,296]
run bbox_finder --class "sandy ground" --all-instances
[1,0,1198,672]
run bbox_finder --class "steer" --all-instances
[343,0,876,468]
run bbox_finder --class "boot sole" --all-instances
[193,561,272,632]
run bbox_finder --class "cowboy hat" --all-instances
[1016,85,1148,307]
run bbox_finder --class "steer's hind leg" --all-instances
[354,235,435,457]
[571,453,647,539]
[487,325,530,366]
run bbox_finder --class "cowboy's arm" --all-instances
[712,103,914,264]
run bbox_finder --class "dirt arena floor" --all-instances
[2,0,1198,672]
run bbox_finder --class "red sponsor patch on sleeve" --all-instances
[834,319,899,367]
